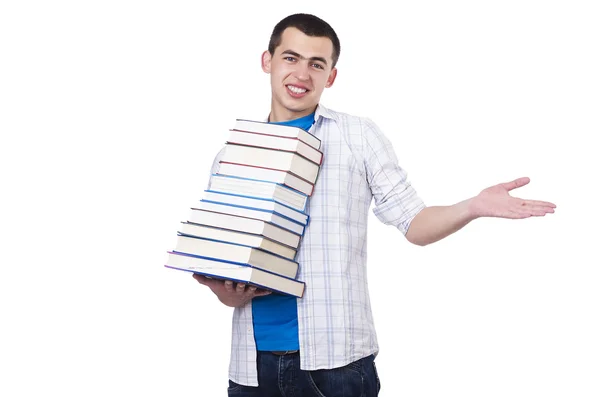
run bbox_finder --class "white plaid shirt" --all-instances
[207,104,426,386]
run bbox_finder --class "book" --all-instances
[202,190,309,226]
[193,200,305,236]
[178,221,297,260]
[216,163,315,197]
[187,208,301,249]
[173,234,298,278]
[221,143,320,184]
[226,129,323,165]
[209,173,309,211]
[166,251,305,298]
[166,116,325,299]
[233,118,321,150]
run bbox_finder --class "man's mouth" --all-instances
[286,85,309,96]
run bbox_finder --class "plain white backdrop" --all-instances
[1,1,598,396]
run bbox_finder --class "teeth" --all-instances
[287,85,307,94]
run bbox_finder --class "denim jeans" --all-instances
[227,351,381,396]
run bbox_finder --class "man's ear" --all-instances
[261,50,272,73]
[325,67,338,88]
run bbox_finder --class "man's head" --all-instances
[268,13,341,68]
[262,13,340,122]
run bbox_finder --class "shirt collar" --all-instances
[263,103,336,123]
[314,103,336,121]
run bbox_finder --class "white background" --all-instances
[1,1,598,396]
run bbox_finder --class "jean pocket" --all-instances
[306,359,365,397]
[227,379,242,395]
[372,360,381,394]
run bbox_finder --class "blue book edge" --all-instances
[180,221,299,253]
[187,209,304,244]
[165,264,304,298]
[211,173,309,211]
[198,200,306,235]
[204,189,310,224]
[176,232,299,264]
[166,251,304,293]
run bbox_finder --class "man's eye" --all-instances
[285,57,296,62]
[312,63,324,69]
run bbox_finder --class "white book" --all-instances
[178,222,297,260]
[227,129,323,165]
[216,163,314,197]
[233,118,321,150]
[166,251,305,298]
[221,143,320,184]
[173,234,298,278]
[202,190,308,226]
[193,200,305,236]
[210,173,309,210]
[188,208,300,249]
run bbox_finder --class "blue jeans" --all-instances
[227,351,381,396]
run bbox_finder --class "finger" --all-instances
[519,208,546,217]
[224,280,234,292]
[514,205,551,217]
[245,286,270,297]
[502,177,530,191]
[529,206,555,216]
[236,283,246,294]
[193,274,208,285]
[532,204,555,213]
[245,285,258,297]
[515,201,556,214]
[522,199,557,208]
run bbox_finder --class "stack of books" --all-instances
[165,118,323,298]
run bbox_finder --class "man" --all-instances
[192,13,556,397]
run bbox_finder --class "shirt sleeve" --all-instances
[206,146,226,190]
[362,118,426,235]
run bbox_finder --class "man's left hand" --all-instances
[469,177,556,219]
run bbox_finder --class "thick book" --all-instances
[193,200,305,236]
[209,173,309,211]
[221,143,320,185]
[173,234,298,278]
[202,190,309,226]
[233,118,321,150]
[227,129,323,165]
[165,251,305,298]
[178,221,297,260]
[216,163,315,197]
[188,208,301,249]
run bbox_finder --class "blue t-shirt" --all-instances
[252,111,315,351]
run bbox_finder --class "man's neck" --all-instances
[268,104,317,122]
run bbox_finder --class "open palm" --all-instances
[471,177,556,219]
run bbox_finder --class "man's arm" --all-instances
[405,177,556,246]
[405,200,472,246]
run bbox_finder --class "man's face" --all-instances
[262,27,337,121]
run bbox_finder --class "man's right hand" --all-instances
[192,274,272,307]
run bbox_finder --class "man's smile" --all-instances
[286,84,309,97]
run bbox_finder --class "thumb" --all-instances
[502,177,530,191]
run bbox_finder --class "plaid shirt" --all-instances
[207,104,426,386]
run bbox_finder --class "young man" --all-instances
[193,13,556,397]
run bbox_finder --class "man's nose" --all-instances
[293,61,310,81]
